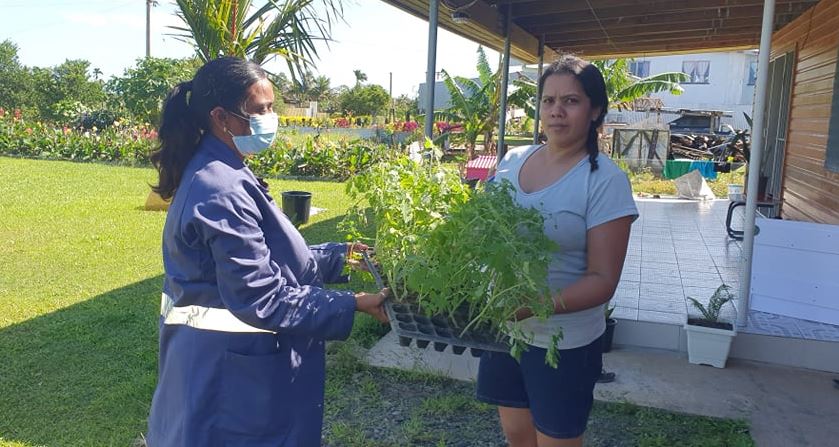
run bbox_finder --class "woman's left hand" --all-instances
[347,242,370,255]
[512,307,533,321]
[346,242,371,272]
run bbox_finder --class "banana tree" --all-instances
[508,58,689,118]
[169,0,343,80]
[595,59,688,110]
[435,46,500,160]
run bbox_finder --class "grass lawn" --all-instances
[0,156,753,446]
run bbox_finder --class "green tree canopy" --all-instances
[107,57,202,125]
[0,40,35,113]
[31,59,108,123]
[393,94,419,121]
[337,83,389,116]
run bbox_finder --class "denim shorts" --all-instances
[476,336,603,439]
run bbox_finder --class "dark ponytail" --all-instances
[539,54,608,172]
[151,81,198,200]
[586,125,600,171]
[150,57,267,200]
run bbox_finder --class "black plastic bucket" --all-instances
[281,191,312,226]
[602,318,617,353]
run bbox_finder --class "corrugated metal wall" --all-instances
[772,0,839,224]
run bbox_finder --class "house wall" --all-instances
[772,0,839,224]
[608,51,757,130]
[751,217,839,325]
[649,52,755,107]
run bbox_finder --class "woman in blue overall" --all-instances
[477,55,638,447]
[145,57,389,446]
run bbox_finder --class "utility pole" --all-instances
[146,0,154,58]
[389,72,394,123]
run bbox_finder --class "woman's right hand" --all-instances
[355,288,390,323]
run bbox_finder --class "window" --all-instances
[629,61,650,78]
[747,61,758,85]
[682,60,711,84]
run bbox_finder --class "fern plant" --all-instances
[687,284,735,323]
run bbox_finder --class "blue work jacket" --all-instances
[146,135,356,446]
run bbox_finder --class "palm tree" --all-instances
[310,75,331,102]
[169,0,344,80]
[353,69,367,85]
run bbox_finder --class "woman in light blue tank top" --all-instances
[476,55,638,447]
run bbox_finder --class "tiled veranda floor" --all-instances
[614,197,839,342]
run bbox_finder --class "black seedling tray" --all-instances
[362,251,509,356]
[384,301,510,356]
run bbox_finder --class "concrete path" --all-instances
[366,334,839,447]
[598,347,839,447]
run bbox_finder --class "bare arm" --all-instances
[551,215,633,314]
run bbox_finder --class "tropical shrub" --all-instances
[246,135,392,180]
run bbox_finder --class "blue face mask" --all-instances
[226,111,278,154]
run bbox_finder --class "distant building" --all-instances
[608,50,758,130]
[419,50,758,131]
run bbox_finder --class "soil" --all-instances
[687,318,734,331]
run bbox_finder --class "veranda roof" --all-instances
[379,0,819,61]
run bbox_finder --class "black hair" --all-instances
[150,57,267,200]
[538,54,608,172]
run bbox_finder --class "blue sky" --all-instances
[0,0,500,96]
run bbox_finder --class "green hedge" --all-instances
[0,113,393,180]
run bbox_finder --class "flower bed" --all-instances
[0,109,155,165]
[0,109,395,180]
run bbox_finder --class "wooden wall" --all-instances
[772,0,839,224]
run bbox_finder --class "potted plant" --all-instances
[596,304,619,384]
[684,284,737,368]
[603,305,617,353]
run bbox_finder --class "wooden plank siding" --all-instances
[772,0,839,223]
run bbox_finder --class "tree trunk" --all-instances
[466,142,475,161]
[483,131,495,154]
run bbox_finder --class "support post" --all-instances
[532,35,545,144]
[738,0,776,327]
[497,8,512,164]
[423,0,439,141]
